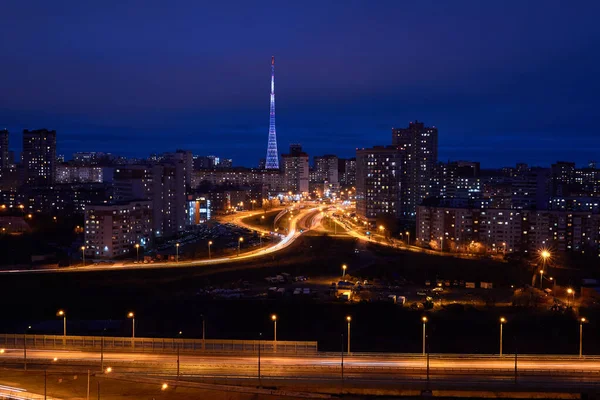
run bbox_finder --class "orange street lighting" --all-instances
[208,240,213,259]
[56,310,66,337]
[342,264,347,278]
[580,317,588,357]
[53,357,58,362]
[238,237,244,256]
[128,312,135,338]
[161,383,168,391]
[346,316,352,354]
[105,367,112,373]
[422,316,428,355]
[0,349,4,354]
[499,317,506,356]
[175,242,180,262]
[271,314,278,341]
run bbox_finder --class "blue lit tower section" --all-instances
[265,56,279,170]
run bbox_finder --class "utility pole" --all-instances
[258,333,262,387]
[100,336,104,372]
[87,370,90,400]
[23,330,27,371]
[177,341,180,379]
[340,333,344,382]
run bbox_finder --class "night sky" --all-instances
[1,1,599,167]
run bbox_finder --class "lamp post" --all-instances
[238,237,243,256]
[422,316,427,356]
[342,264,347,279]
[135,244,140,262]
[406,231,410,246]
[439,236,444,252]
[499,317,506,357]
[539,270,544,289]
[208,241,212,259]
[579,317,587,358]
[271,315,277,342]
[346,316,351,354]
[379,225,385,239]
[81,246,85,266]
[175,243,180,263]
[567,288,574,307]
[57,310,66,337]
[127,312,135,338]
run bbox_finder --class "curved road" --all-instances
[1,207,321,275]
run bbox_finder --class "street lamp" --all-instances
[271,314,277,342]
[208,241,213,259]
[80,246,85,266]
[238,237,244,256]
[56,310,66,337]
[135,244,140,262]
[579,317,587,358]
[567,288,574,307]
[406,231,410,246]
[127,312,135,339]
[539,270,544,289]
[259,232,264,246]
[499,317,506,357]
[346,316,351,354]
[342,264,347,278]
[422,316,427,356]
[175,243,180,262]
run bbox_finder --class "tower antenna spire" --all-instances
[265,56,279,169]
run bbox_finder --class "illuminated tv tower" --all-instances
[265,56,279,170]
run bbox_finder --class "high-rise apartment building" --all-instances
[392,121,438,217]
[22,129,57,185]
[113,162,186,237]
[0,129,9,169]
[281,144,309,194]
[356,146,404,222]
[313,155,339,186]
[84,200,152,259]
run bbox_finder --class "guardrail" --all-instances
[0,334,318,355]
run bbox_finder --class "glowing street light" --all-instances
[135,243,140,262]
[539,270,545,289]
[56,310,66,337]
[105,367,112,374]
[422,316,428,356]
[346,316,352,354]
[238,237,244,256]
[175,243,180,263]
[580,317,587,358]
[342,264,347,278]
[161,383,168,390]
[271,314,277,342]
[406,231,410,246]
[567,288,574,307]
[499,317,506,356]
[208,241,213,259]
[80,246,85,266]
[127,312,135,338]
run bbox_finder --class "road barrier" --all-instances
[0,334,318,355]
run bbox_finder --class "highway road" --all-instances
[3,349,600,377]
[0,207,321,275]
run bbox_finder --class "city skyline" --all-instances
[1,1,600,166]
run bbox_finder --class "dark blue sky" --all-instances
[1,1,599,167]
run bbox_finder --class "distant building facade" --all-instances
[84,200,152,259]
[22,129,57,185]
